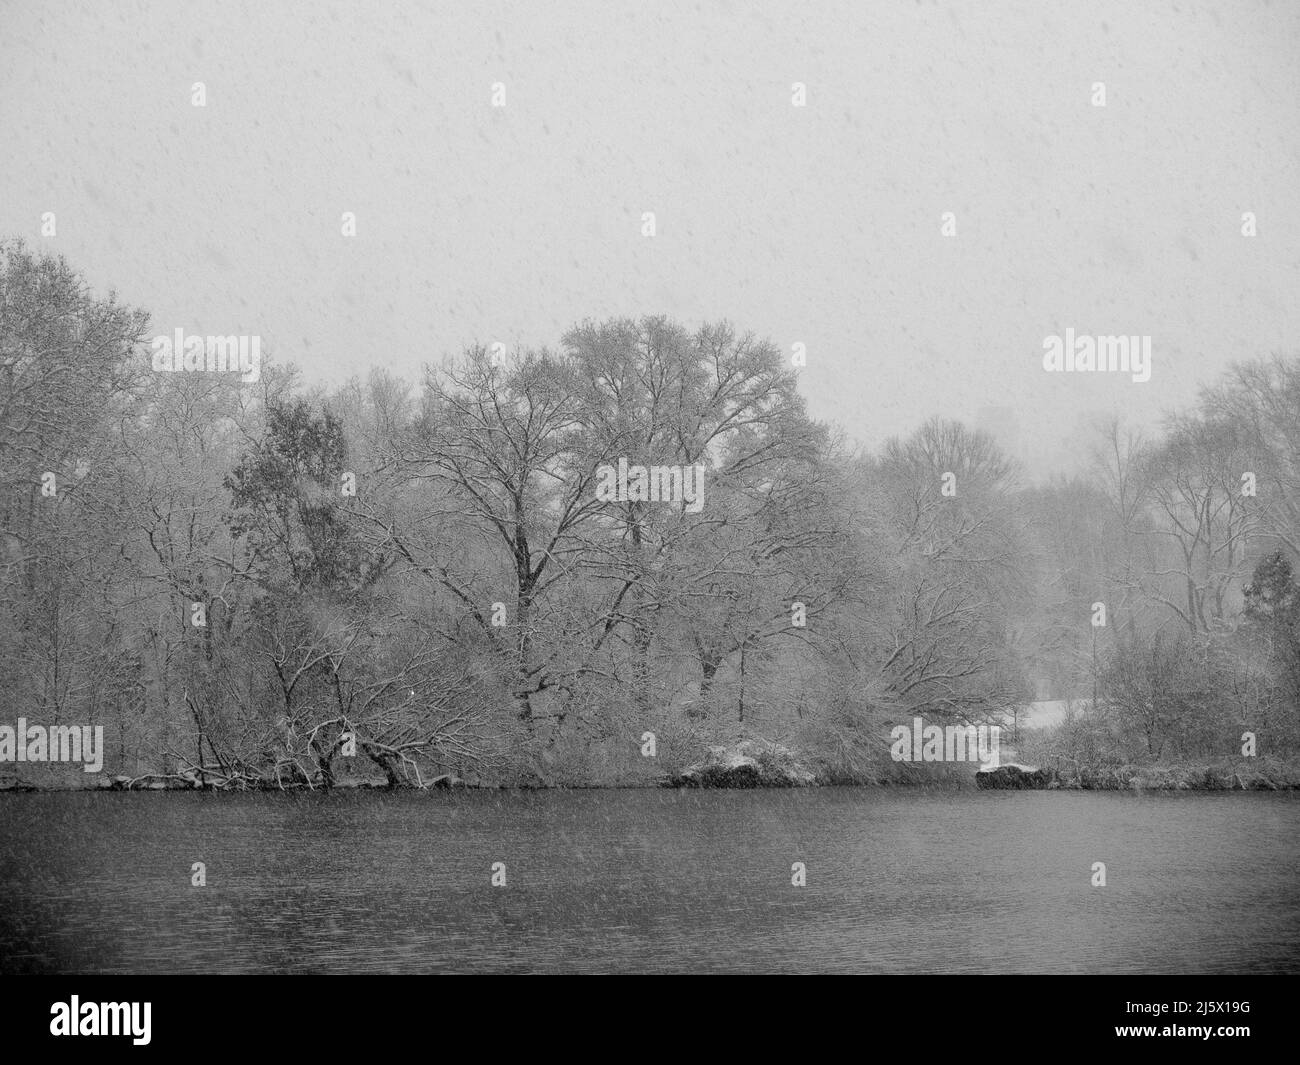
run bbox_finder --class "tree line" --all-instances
[2,238,1296,787]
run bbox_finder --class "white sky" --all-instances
[2,0,1297,478]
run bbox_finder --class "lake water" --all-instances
[1,789,1297,973]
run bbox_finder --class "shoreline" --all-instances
[3,763,1299,795]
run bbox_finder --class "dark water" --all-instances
[1,789,1297,973]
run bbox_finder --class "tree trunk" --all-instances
[360,741,406,787]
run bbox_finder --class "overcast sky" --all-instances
[2,0,1297,478]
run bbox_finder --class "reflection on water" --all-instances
[0,789,1297,973]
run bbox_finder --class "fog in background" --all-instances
[3,0,1298,479]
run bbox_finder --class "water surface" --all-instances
[1,789,1296,973]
